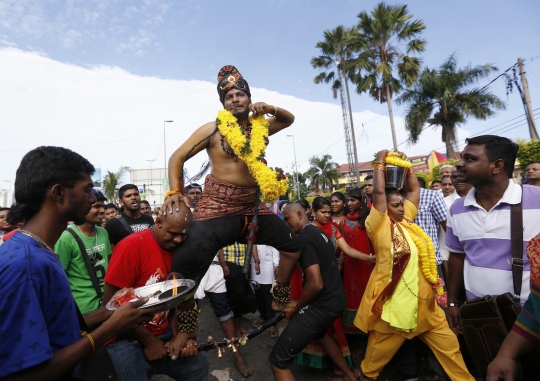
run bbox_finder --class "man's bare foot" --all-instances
[237,326,249,336]
[234,351,254,377]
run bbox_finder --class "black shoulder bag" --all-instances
[459,197,523,375]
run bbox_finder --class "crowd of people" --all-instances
[1,65,539,381]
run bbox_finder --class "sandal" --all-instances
[269,326,279,339]
[253,318,266,328]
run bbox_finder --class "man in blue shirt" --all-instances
[0,146,159,380]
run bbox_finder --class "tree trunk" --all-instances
[442,123,456,159]
[385,83,398,150]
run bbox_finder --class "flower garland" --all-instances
[385,151,412,169]
[408,222,447,307]
[216,109,289,201]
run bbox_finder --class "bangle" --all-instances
[164,189,181,200]
[270,280,292,306]
[447,301,460,308]
[220,261,226,267]
[267,105,278,117]
[373,163,386,171]
[83,332,95,353]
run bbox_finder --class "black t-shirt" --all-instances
[298,224,346,313]
[104,212,154,246]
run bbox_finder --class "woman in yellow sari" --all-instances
[354,150,473,381]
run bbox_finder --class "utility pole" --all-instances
[518,58,539,140]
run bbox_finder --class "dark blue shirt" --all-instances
[0,232,79,377]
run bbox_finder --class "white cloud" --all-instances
[0,48,470,191]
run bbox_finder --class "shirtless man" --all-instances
[165,66,302,376]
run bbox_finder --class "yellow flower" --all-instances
[385,156,412,169]
[216,109,288,201]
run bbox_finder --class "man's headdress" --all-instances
[217,65,251,105]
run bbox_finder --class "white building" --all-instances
[130,168,168,209]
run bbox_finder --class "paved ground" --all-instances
[153,297,448,381]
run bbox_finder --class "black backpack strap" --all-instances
[510,187,524,302]
[75,302,89,333]
[116,215,133,234]
[67,227,103,298]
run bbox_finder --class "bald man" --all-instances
[102,203,209,381]
[270,203,355,381]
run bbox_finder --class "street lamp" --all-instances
[163,120,174,182]
[146,159,155,205]
[286,135,301,199]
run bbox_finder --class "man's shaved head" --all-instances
[154,203,192,251]
[282,202,309,234]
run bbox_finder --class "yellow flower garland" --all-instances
[408,222,445,296]
[216,109,289,201]
[385,155,412,169]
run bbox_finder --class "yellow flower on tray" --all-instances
[216,109,288,201]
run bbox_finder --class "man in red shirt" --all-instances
[103,203,208,381]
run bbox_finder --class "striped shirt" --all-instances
[446,180,540,304]
[414,188,448,265]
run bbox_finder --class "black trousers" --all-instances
[255,284,275,322]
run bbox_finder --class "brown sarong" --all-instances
[193,175,273,221]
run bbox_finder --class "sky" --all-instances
[1,0,539,196]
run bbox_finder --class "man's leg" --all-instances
[360,331,406,379]
[417,322,474,381]
[207,291,253,377]
[172,216,244,283]
[106,340,153,381]
[317,334,357,381]
[246,214,302,286]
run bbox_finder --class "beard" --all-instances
[232,106,250,121]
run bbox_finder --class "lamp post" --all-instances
[286,135,300,199]
[163,120,174,186]
[146,159,155,205]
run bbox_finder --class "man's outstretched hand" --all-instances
[162,193,190,215]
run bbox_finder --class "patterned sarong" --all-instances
[193,174,273,221]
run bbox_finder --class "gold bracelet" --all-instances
[84,332,95,353]
[373,163,386,171]
[164,189,181,200]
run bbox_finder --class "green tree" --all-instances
[517,139,540,172]
[397,55,505,158]
[102,166,130,203]
[305,155,341,193]
[349,1,426,149]
[311,25,361,186]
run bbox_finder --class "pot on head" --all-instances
[385,165,407,189]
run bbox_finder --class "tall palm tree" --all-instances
[102,166,130,203]
[349,2,426,149]
[311,25,361,186]
[306,155,341,193]
[396,55,506,158]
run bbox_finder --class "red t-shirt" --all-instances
[105,229,173,335]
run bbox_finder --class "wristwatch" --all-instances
[447,301,460,308]
[254,260,260,264]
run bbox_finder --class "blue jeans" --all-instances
[106,326,209,381]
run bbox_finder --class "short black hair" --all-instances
[92,189,107,202]
[104,203,117,210]
[185,183,202,192]
[140,200,150,206]
[465,135,518,178]
[416,176,426,189]
[0,207,10,213]
[118,184,138,199]
[431,180,442,185]
[385,187,401,202]
[11,146,94,223]
[364,175,373,181]
[330,191,350,216]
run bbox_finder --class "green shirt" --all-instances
[55,226,111,314]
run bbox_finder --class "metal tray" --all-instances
[106,279,196,312]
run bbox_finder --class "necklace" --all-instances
[19,230,59,258]
[220,124,252,161]
[476,195,488,210]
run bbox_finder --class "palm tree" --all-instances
[102,166,130,202]
[306,155,341,193]
[311,25,361,186]
[349,1,426,149]
[396,55,506,158]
